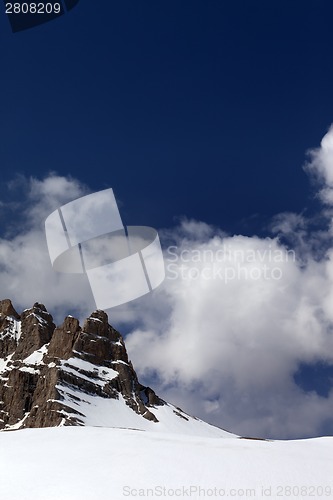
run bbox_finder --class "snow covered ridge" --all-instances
[0,299,234,437]
[0,427,332,500]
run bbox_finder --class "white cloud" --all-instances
[0,174,95,322]
[124,223,333,438]
[305,124,333,204]
[123,127,333,439]
[2,128,333,439]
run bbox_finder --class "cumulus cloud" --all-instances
[124,223,333,439]
[0,173,95,322]
[2,127,333,439]
[305,124,333,204]
[124,126,333,439]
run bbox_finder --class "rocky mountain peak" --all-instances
[0,299,165,430]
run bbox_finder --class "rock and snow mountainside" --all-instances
[0,300,333,500]
[0,299,232,437]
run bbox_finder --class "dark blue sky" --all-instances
[1,1,333,233]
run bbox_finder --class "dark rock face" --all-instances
[0,299,164,430]
[13,303,55,361]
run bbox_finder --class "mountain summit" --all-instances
[0,299,232,437]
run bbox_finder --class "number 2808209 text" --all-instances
[5,3,61,14]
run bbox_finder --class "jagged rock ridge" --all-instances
[0,299,165,430]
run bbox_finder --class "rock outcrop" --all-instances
[0,300,164,430]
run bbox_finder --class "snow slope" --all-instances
[57,376,235,437]
[0,427,332,500]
